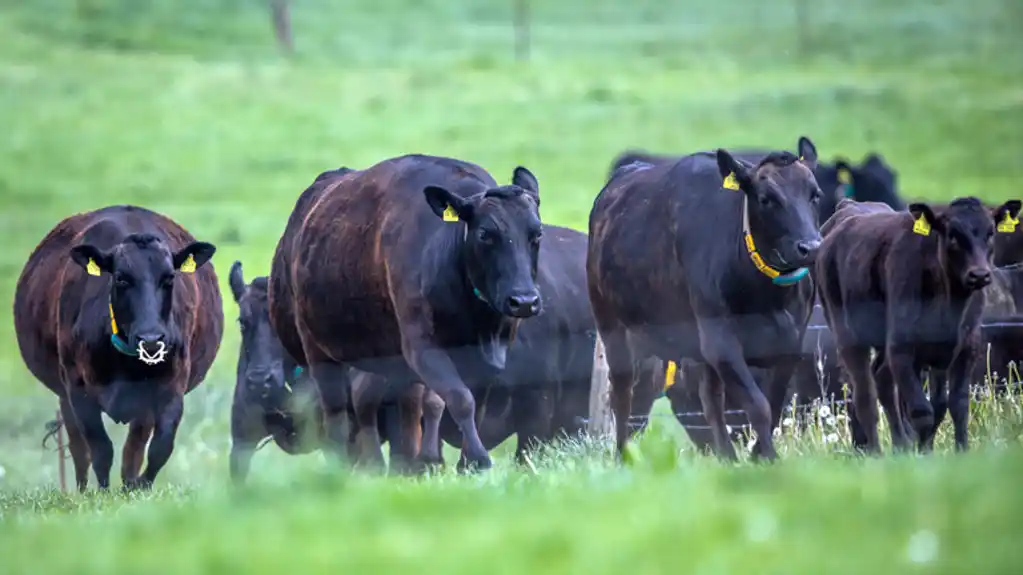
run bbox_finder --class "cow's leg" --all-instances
[886,344,933,448]
[695,364,736,460]
[763,355,799,437]
[873,360,911,451]
[840,345,881,453]
[600,329,638,461]
[698,323,776,461]
[946,348,976,451]
[305,360,354,466]
[229,405,267,485]
[390,382,425,475]
[920,369,948,452]
[349,371,387,472]
[417,389,446,468]
[59,394,91,492]
[403,342,491,471]
[512,384,552,466]
[130,388,184,489]
[121,416,154,487]
[67,386,114,489]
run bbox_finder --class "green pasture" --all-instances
[0,0,1021,571]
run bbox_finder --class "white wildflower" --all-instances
[906,530,939,564]
[824,433,839,444]
[825,415,837,428]
[772,427,781,438]
[782,417,794,428]
[746,436,757,452]
[726,425,733,435]
[818,405,832,419]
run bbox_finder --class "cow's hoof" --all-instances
[122,477,153,492]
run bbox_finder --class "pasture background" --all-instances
[0,0,1021,572]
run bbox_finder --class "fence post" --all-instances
[513,0,531,61]
[270,0,294,55]
[794,0,809,57]
[588,334,615,439]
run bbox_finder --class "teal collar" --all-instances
[108,301,138,357]
[110,333,138,357]
[842,183,855,198]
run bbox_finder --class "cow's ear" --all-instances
[424,185,474,223]
[174,241,216,273]
[229,260,246,302]
[797,136,818,171]
[70,244,113,276]
[511,166,540,207]
[716,148,754,192]
[909,203,944,236]
[993,200,1023,234]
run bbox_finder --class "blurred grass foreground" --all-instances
[0,0,1022,573]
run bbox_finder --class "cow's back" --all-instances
[589,152,746,336]
[269,168,358,366]
[14,205,224,393]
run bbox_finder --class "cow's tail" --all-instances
[41,417,64,451]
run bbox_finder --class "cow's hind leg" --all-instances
[872,359,911,452]
[390,382,425,475]
[121,416,154,487]
[349,370,387,473]
[67,387,114,489]
[599,329,637,461]
[698,322,776,462]
[840,346,881,453]
[305,359,354,467]
[59,395,91,492]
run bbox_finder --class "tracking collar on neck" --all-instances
[108,301,138,357]
[739,194,809,287]
[458,221,490,305]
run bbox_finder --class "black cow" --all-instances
[608,148,902,227]
[817,196,1021,453]
[588,137,823,462]
[13,205,224,491]
[227,261,322,483]
[268,155,544,471]
[424,225,663,469]
[227,260,447,481]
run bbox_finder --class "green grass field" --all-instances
[1,0,1022,572]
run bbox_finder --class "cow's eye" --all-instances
[478,229,496,245]
[160,274,174,289]
[530,231,542,245]
[114,273,131,288]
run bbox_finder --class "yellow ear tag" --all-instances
[838,169,852,185]
[664,361,677,392]
[799,155,805,161]
[722,173,740,191]
[179,254,197,273]
[997,212,1019,233]
[913,214,931,236]
[86,258,101,277]
[442,205,459,222]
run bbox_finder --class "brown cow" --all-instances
[816,196,1021,453]
[13,205,224,491]
[268,156,544,471]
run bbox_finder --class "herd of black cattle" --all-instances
[12,136,1023,492]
